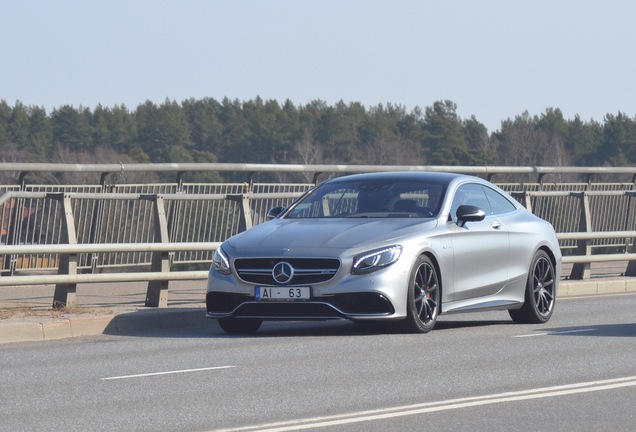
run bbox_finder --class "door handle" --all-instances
[491,222,501,230]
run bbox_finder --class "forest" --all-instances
[1,97,635,183]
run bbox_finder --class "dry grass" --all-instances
[0,304,113,320]
[0,306,40,320]
[50,304,112,317]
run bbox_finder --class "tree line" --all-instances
[1,97,635,183]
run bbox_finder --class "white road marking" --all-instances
[101,365,235,381]
[513,328,595,338]
[210,376,636,432]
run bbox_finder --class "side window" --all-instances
[483,186,517,215]
[450,183,491,220]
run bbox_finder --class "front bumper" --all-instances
[206,291,396,321]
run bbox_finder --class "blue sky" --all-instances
[2,0,635,132]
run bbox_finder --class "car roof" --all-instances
[323,171,475,186]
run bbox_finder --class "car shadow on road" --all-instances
[231,318,513,338]
[101,308,514,339]
[433,319,511,330]
[540,323,636,338]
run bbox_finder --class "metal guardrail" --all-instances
[0,190,306,308]
[510,190,636,280]
[4,162,636,179]
[0,243,217,308]
[3,163,636,309]
[0,185,311,272]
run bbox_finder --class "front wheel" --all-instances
[509,250,556,324]
[218,318,262,334]
[401,255,440,333]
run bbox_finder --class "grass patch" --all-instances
[0,304,113,320]
[50,304,111,318]
[0,306,39,320]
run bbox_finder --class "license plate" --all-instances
[255,286,311,301]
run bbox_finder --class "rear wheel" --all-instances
[401,255,440,333]
[218,318,262,334]
[509,250,556,324]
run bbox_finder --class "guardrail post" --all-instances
[2,198,21,275]
[512,191,533,212]
[624,192,636,276]
[82,173,111,273]
[143,194,170,307]
[51,193,78,309]
[2,173,29,275]
[227,186,253,233]
[570,192,592,280]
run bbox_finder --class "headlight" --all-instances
[351,245,402,275]
[212,247,231,275]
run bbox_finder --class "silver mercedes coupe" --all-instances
[206,172,561,334]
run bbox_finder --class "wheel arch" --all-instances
[538,245,558,270]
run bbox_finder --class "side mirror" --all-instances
[266,206,285,220]
[456,204,485,228]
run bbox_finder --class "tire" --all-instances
[509,250,556,324]
[218,318,262,334]
[401,255,440,333]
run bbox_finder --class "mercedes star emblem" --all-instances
[272,261,294,284]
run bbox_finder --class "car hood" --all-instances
[225,217,438,254]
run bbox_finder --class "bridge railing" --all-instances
[3,163,636,308]
[509,190,636,279]
[0,188,315,308]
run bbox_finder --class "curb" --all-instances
[558,277,636,297]
[0,307,209,345]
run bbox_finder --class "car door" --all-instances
[448,183,511,301]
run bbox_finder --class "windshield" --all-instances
[285,179,445,219]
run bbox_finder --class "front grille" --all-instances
[234,258,340,285]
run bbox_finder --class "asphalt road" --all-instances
[1,294,635,432]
